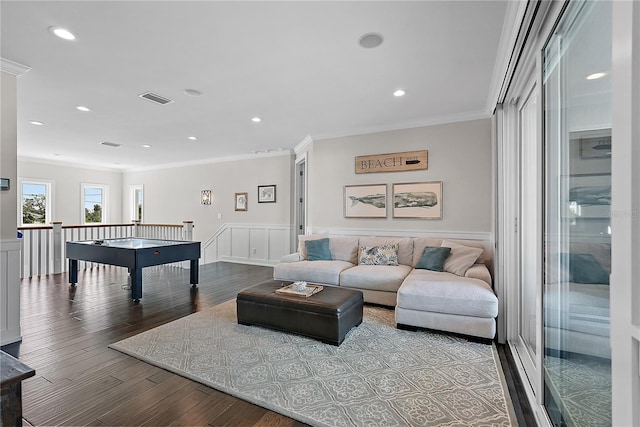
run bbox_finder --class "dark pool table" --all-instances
[66,237,201,302]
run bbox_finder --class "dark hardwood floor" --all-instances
[2,262,534,426]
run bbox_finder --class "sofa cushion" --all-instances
[305,238,332,261]
[340,264,412,292]
[398,269,498,318]
[358,237,413,266]
[441,240,483,276]
[359,244,399,266]
[330,237,359,263]
[545,282,610,337]
[274,260,354,286]
[415,246,451,272]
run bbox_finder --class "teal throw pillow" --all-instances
[416,246,452,272]
[305,238,332,261]
[566,253,610,285]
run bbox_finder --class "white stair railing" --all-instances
[17,221,194,278]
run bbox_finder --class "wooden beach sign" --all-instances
[355,150,428,174]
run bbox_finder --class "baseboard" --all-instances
[216,257,278,268]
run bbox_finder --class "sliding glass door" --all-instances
[542,1,612,425]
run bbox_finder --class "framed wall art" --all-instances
[561,173,611,218]
[392,181,442,219]
[344,184,387,218]
[258,185,276,203]
[235,192,248,211]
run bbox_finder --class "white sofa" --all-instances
[274,234,499,340]
[544,242,611,359]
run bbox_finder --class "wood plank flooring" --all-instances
[2,262,534,426]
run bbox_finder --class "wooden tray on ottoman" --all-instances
[236,280,364,346]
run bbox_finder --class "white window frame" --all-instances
[18,178,54,227]
[129,184,144,222]
[81,183,109,224]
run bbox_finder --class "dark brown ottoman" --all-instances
[236,280,364,345]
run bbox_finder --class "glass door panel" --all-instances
[543,1,612,425]
[516,81,540,391]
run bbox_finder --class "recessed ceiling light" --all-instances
[183,89,202,97]
[188,136,198,141]
[586,72,607,80]
[142,144,152,148]
[49,26,76,40]
[76,106,91,112]
[393,89,406,97]
[358,33,384,49]
[29,121,44,126]
[251,117,262,123]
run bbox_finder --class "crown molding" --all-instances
[294,134,313,156]
[124,149,293,172]
[312,110,490,142]
[0,58,31,76]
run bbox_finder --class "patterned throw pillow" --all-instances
[359,244,399,266]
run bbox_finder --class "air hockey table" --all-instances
[66,237,201,302]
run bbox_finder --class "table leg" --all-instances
[130,267,143,302]
[190,259,199,288]
[69,259,78,286]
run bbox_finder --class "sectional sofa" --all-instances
[274,234,499,340]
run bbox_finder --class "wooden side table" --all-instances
[1,350,35,426]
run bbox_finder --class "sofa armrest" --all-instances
[280,253,304,263]
[464,264,492,285]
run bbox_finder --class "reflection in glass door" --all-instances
[543,1,612,425]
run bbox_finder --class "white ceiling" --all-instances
[1,1,510,170]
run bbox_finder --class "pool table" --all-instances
[66,237,201,302]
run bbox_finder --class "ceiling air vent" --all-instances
[101,141,121,147]
[139,91,174,105]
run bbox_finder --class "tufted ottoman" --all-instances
[237,280,363,345]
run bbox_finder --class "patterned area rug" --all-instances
[545,355,611,426]
[110,300,516,426]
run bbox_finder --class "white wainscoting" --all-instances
[1,239,22,345]
[309,227,494,243]
[202,224,291,266]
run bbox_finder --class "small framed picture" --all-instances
[235,192,248,211]
[258,185,276,203]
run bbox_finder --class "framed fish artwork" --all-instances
[392,181,443,219]
[344,184,387,218]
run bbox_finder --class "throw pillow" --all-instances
[566,252,610,285]
[305,238,332,261]
[359,244,399,266]
[441,240,484,276]
[415,246,452,272]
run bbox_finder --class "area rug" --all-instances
[545,354,611,426]
[110,300,517,426]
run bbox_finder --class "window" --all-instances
[20,180,53,226]
[82,183,108,224]
[130,185,143,222]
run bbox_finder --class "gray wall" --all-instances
[309,119,493,233]
[18,160,123,225]
[122,154,293,243]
